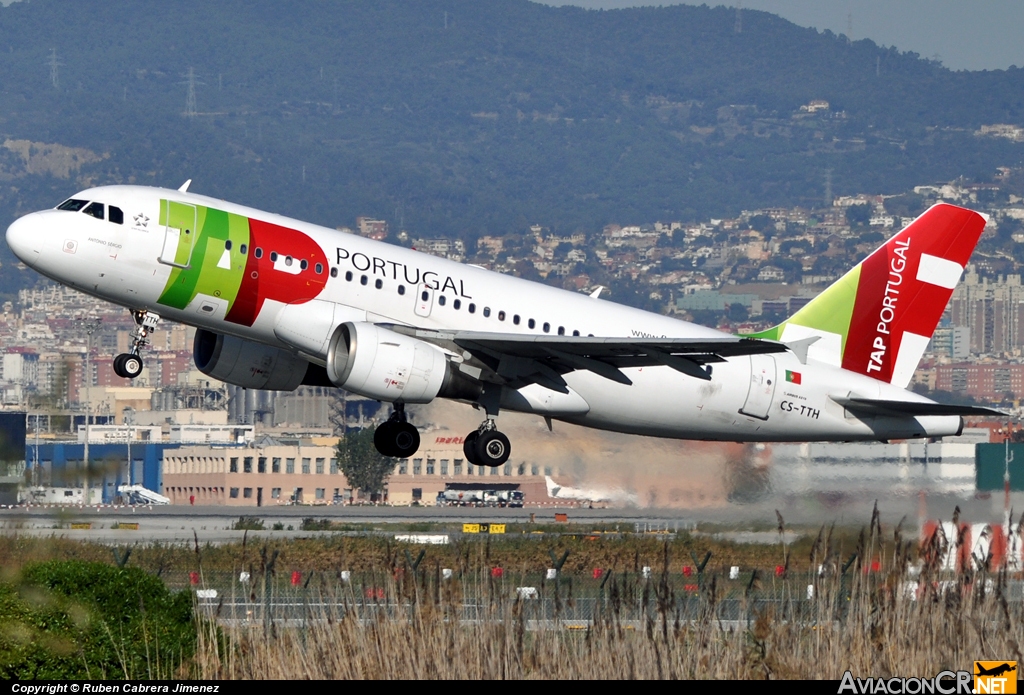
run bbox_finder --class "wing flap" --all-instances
[385,325,786,387]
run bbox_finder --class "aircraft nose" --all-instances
[6,213,42,266]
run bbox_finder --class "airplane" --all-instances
[545,475,639,506]
[4,184,1004,468]
[975,663,1016,678]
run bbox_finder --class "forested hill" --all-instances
[1,0,1023,257]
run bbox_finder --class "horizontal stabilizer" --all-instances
[831,397,1005,418]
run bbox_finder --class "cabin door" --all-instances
[158,201,197,268]
[739,354,777,420]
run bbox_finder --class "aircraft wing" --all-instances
[385,325,786,390]
[831,397,1006,418]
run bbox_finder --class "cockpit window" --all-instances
[82,202,104,220]
[57,199,89,212]
[108,206,124,225]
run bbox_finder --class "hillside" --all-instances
[0,0,1022,287]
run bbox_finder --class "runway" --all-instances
[0,487,1017,544]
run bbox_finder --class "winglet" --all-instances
[178,179,192,193]
[589,286,604,299]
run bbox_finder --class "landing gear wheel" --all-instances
[391,422,420,458]
[113,353,143,379]
[374,422,398,457]
[475,430,511,467]
[374,420,422,458]
[463,430,481,466]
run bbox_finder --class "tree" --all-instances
[335,428,396,498]
[846,203,872,227]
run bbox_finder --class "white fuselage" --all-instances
[6,185,961,442]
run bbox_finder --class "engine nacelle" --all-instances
[193,329,310,391]
[326,322,453,403]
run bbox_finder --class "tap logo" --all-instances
[975,662,1017,694]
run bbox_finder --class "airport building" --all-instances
[161,432,550,506]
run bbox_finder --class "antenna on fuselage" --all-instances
[178,179,192,193]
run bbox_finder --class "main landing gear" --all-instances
[112,310,159,380]
[374,403,421,458]
[463,419,512,468]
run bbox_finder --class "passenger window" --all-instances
[240,244,248,255]
[438,296,446,306]
[225,240,233,250]
[421,290,429,301]
[468,303,476,314]
[513,315,520,325]
[315,263,323,274]
[285,256,293,266]
[108,206,124,225]
[543,322,550,333]
[270,252,279,262]
[498,311,505,321]
[345,271,353,281]
[398,285,406,295]
[57,198,88,211]
[360,275,368,285]
[300,259,308,270]
[558,326,565,335]
[573,330,580,336]
[330,267,338,278]
[528,318,535,329]
[83,202,104,220]
[375,278,383,289]
[255,248,263,258]
[483,307,491,317]
[453,299,461,310]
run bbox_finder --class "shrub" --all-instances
[0,560,196,679]
[232,516,264,531]
[300,518,331,531]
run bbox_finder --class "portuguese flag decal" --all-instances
[786,370,802,385]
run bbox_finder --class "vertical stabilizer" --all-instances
[749,203,986,387]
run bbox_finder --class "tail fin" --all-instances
[545,475,560,497]
[749,203,986,387]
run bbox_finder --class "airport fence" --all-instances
[164,566,1024,628]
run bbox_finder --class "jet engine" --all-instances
[193,329,311,391]
[326,321,479,403]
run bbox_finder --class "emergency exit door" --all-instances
[414,283,435,318]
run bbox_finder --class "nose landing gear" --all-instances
[112,310,159,380]
[373,403,421,458]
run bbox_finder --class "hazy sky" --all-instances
[543,1,1024,71]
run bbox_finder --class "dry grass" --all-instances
[193,515,1024,679]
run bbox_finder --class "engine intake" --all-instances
[326,322,478,403]
[193,329,310,391]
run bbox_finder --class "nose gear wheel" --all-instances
[112,310,159,380]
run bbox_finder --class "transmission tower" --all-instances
[824,168,833,207]
[328,390,348,435]
[734,3,742,34]
[182,67,202,118]
[846,13,853,44]
[47,48,62,90]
